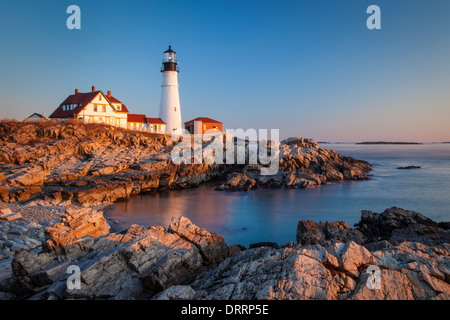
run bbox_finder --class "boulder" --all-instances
[168,216,229,265]
[216,172,257,192]
[0,208,12,217]
[296,220,364,245]
[328,241,373,277]
[0,212,22,222]
[8,171,45,187]
[0,187,9,202]
[152,285,196,300]
[44,208,109,254]
[357,207,449,246]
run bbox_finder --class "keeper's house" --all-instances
[49,86,129,128]
[49,86,165,133]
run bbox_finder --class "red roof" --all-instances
[146,118,166,125]
[49,90,129,118]
[49,91,99,118]
[127,114,148,123]
[184,117,222,124]
[107,95,129,113]
[107,95,121,103]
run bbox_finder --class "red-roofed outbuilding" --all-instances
[185,117,222,134]
[146,117,166,133]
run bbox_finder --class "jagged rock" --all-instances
[296,220,364,245]
[152,285,196,300]
[0,208,12,216]
[0,187,9,202]
[44,208,109,254]
[358,207,450,246]
[249,242,279,249]
[8,171,45,187]
[3,215,229,300]
[1,212,22,221]
[188,247,340,300]
[168,216,229,265]
[216,172,257,192]
[218,137,371,191]
[328,241,373,277]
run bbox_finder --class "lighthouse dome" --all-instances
[163,46,177,63]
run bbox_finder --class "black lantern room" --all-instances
[161,46,179,72]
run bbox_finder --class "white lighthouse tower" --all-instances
[159,46,182,133]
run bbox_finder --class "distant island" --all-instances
[397,166,421,170]
[356,141,422,145]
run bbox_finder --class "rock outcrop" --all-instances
[0,121,225,206]
[0,214,229,300]
[217,137,371,191]
[154,240,449,300]
[1,207,448,300]
[357,207,450,246]
[0,122,372,204]
[44,208,109,255]
[153,207,449,300]
[297,207,450,249]
[296,220,364,245]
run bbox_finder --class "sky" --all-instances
[0,0,449,142]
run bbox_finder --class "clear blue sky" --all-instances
[0,0,449,141]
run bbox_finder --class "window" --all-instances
[99,117,103,122]
[99,95,102,101]
[117,105,121,111]
[93,105,98,112]
[62,105,65,111]
[102,105,106,112]
[174,107,176,111]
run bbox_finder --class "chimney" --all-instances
[107,90,111,97]
[75,89,79,94]
[92,86,96,92]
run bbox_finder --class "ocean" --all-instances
[105,143,450,247]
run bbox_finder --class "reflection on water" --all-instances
[106,144,450,247]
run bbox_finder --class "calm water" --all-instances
[106,143,450,246]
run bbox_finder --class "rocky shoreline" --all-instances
[0,206,448,300]
[0,121,371,205]
[0,121,448,300]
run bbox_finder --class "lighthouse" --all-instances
[159,46,182,133]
